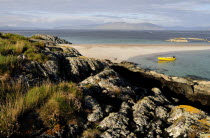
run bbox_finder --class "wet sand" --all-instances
[59,44,210,62]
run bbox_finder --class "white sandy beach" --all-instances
[60,44,210,62]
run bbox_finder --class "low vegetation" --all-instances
[0,33,50,84]
[0,82,82,137]
[0,33,48,71]
[38,82,82,128]
[30,35,45,40]
[0,55,19,75]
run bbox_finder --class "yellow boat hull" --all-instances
[158,57,176,61]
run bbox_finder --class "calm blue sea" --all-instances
[2,30,210,45]
[128,50,210,81]
[1,30,210,80]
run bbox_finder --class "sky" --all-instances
[1,0,210,28]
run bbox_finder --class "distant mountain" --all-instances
[1,23,210,31]
[165,26,210,30]
[54,22,164,30]
[92,22,164,30]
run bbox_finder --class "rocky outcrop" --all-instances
[99,113,131,137]
[16,46,109,87]
[166,105,210,137]
[132,88,172,137]
[32,34,72,45]
[46,46,82,57]
[84,96,104,122]
[2,34,210,138]
[114,62,210,107]
[80,68,140,101]
[143,71,210,106]
[66,57,108,82]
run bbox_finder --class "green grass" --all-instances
[30,35,45,40]
[38,82,82,127]
[2,33,28,41]
[0,33,49,76]
[0,55,19,74]
[0,82,82,137]
[24,50,49,63]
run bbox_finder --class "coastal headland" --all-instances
[0,33,210,137]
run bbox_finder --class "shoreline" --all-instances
[60,44,210,62]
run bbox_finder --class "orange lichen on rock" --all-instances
[198,119,210,126]
[177,105,202,114]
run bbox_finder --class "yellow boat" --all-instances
[158,56,176,61]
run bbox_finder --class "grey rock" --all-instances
[80,68,136,100]
[66,57,108,82]
[99,113,129,130]
[84,96,104,122]
[84,96,100,110]
[165,105,210,138]
[120,62,210,106]
[155,106,168,120]
[100,129,136,138]
[46,46,82,57]
[32,34,72,45]
[105,105,113,114]
[132,88,171,137]
[68,125,81,138]
[99,113,131,137]
[119,102,131,115]
[87,108,104,122]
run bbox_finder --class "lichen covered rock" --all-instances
[32,34,72,45]
[166,105,210,138]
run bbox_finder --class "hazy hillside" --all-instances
[93,22,164,30]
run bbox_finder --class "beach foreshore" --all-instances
[59,44,210,62]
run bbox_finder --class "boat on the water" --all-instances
[158,56,176,61]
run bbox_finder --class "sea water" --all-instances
[128,50,210,80]
[2,30,210,45]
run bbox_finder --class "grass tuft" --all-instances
[0,82,82,137]
[0,55,19,74]
[38,82,82,127]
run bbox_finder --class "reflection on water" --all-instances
[128,50,210,81]
[158,60,176,64]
